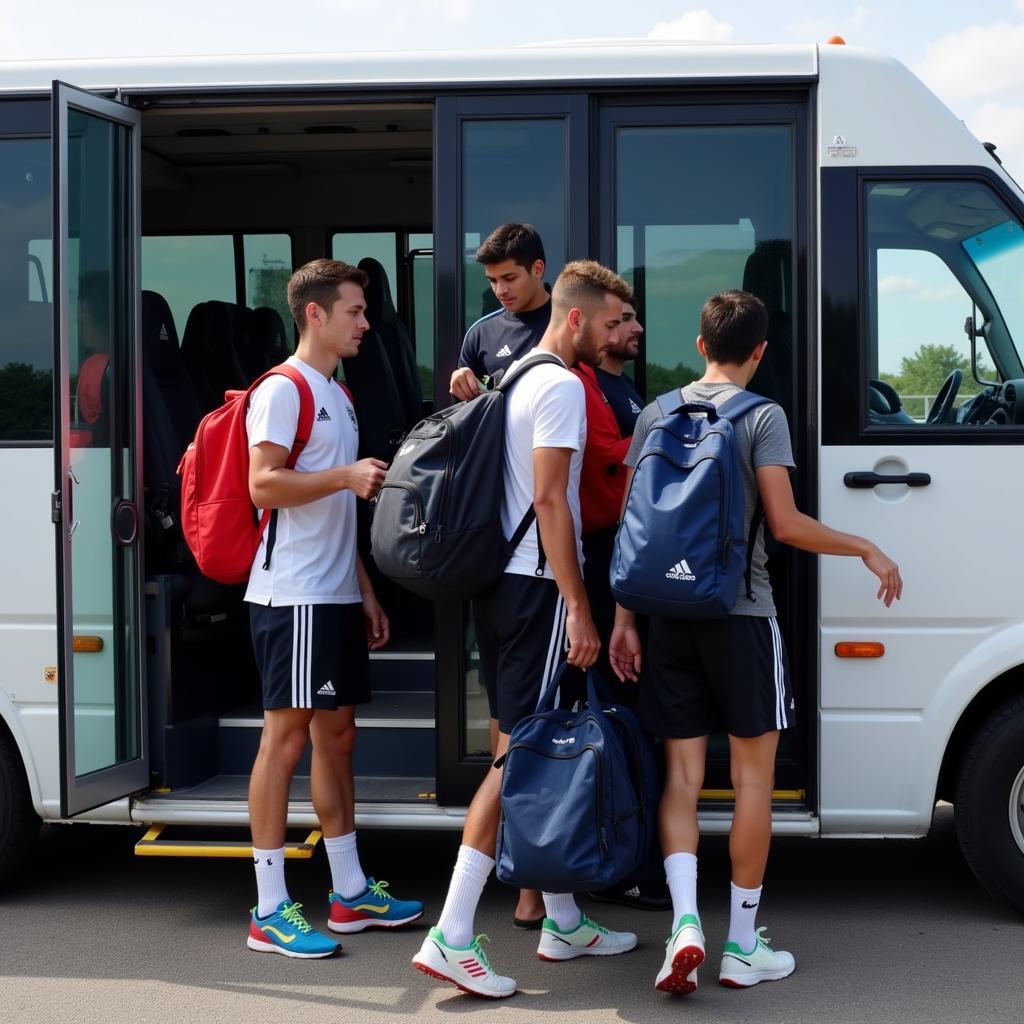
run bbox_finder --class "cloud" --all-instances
[966,99,1024,174]
[878,275,921,294]
[648,10,735,43]
[916,19,1024,104]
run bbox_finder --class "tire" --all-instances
[954,695,1024,914]
[0,726,41,885]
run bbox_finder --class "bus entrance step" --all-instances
[134,824,322,859]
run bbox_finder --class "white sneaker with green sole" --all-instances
[536,913,637,961]
[719,926,795,988]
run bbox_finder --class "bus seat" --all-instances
[359,257,423,424]
[180,300,248,414]
[240,305,292,380]
[742,239,793,418]
[142,290,202,448]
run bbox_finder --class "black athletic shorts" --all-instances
[249,603,371,711]
[641,614,793,739]
[474,574,568,734]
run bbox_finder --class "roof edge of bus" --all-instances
[0,41,828,94]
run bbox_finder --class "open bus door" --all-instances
[51,82,147,816]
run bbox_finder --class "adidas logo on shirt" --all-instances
[316,407,332,422]
[666,558,696,581]
[629,398,642,414]
[495,344,512,358]
[317,680,336,696]
[159,324,169,341]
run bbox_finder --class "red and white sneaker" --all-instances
[655,914,705,994]
[412,927,517,999]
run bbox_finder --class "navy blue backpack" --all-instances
[611,389,772,619]
[495,667,653,893]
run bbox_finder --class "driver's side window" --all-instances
[868,247,995,426]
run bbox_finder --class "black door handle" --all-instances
[844,472,931,489]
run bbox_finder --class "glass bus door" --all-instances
[52,82,147,816]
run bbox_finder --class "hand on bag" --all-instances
[609,621,643,683]
[449,367,482,401]
[345,458,388,500]
[565,607,600,669]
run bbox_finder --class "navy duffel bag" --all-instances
[495,667,648,893]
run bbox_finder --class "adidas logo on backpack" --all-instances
[666,559,696,581]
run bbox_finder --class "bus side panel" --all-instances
[0,448,59,817]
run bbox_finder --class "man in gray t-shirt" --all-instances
[625,380,795,617]
[610,290,903,995]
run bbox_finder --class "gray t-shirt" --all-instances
[624,382,795,617]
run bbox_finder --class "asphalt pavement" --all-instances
[1,805,1021,1024]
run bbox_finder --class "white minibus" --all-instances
[0,40,1022,913]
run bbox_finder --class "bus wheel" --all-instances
[0,726,40,885]
[954,695,1024,914]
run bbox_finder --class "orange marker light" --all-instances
[835,642,885,659]
[827,35,847,45]
[72,635,104,653]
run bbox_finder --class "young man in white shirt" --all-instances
[412,261,638,998]
[245,259,423,958]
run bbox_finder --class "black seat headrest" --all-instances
[358,257,399,328]
[141,290,182,380]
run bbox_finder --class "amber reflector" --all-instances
[827,35,847,45]
[73,635,104,653]
[834,642,884,658]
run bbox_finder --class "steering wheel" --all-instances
[927,369,963,424]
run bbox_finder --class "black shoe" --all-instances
[512,914,544,930]
[586,880,672,912]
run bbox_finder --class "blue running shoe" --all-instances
[248,900,339,958]
[328,877,424,933]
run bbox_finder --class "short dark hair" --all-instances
[700,290,769,365]
[475,223,545,270]
[287,259,368,331]
[551,260,633,316]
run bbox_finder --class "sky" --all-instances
[6,0,1024,375]
[3,0,1024,176]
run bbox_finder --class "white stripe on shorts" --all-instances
[768,616,786,729]
[292,605,313,709]
[536,593,567,710]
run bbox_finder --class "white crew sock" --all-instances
[542,892,582,932]
[727,882,762,952]
[253,846,290,918]
[664,851,699,927]
[324,831,368,900]
[436,845,494,948]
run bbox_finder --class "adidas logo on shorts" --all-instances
[495,344,512,358]
[317,680,336,696]
[317,407,332,422]
[666,558,696,581]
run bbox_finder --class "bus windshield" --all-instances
[963,220,1024,353]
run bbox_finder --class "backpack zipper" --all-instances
[376,482,427,535]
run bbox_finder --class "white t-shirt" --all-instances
[244,356,361,606]
[502,351,587,579]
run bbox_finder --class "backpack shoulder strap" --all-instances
[495,351,565,391]
[655,388,685,419]
[716,390,774,423]
[257,363,316,470]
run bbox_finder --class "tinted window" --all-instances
[0,138,52,442]
[244,233,294,342]
[141,235,234,339]
[614,124,794,408]
[461,119,566,332]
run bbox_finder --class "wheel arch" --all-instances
[0,697,44,816]
[938,663,1024,803]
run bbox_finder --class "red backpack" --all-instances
[177,364,316,585]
